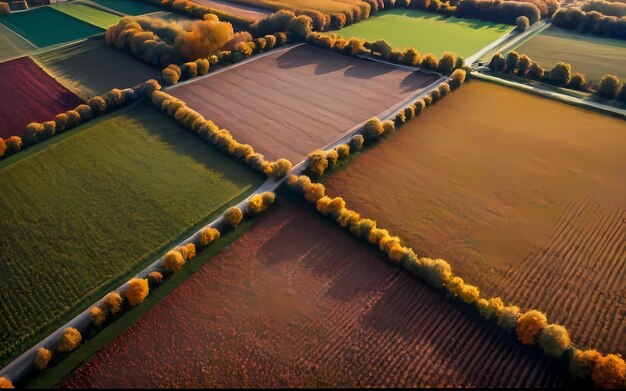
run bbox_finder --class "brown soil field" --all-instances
[34,37,161,99]
[0,56,83,139]
[168,44,439,162]
[61,196,570,388]
[191,0,270,20]
[323,80,626,355]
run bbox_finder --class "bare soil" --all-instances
[323,80,626,355]
[169,44,439,162]
[60,196,570,388]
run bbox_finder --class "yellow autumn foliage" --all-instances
[163,250,186,272]
[223,206,243,227]
[90,306,106,327]
[199,226,220,246]
[516,310,548,345]
[592,354,626,389]
[125,278,149,306]
[34,347,52,370]
[58,327,82,352]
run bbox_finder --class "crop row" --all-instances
[0,192,277,388]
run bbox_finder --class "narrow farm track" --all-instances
[60,198,571,388]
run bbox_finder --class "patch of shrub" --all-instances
[516,310,548,345]
[0,377,13,388]
[101,292,123,315]
[0,3,10,15]
[592,354,626,389]
[538,324,571,357]
[516,15,530,31]
[305,149,329,176]
[58,327,82,352]
[148,271,163,285]
[163,250,186,272]
[124,278,149,306]
[90,306,106,327]
[34,347,52,370]
[598,74,621,99]
[223,206,243,227]
[248,191,276,214]
[199,226,221,247]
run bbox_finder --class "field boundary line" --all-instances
[472,71,626,119]
[0,60,447,385]
[167,43,306,90]
[466,20,549,66]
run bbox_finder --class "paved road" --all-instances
[465,20,551,66]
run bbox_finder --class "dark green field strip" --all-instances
[34,36,161,99]
[0,102,263,367]
[87,0,162,16]
[0,6,103,48]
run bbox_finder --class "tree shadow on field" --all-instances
[343,63,394,79]
[400,71,440,93]
[132,102,263,187]
[275,45,352,76]
[255,197,393,302]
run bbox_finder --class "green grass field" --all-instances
[332,9,512,58]
[52,3,122,30]
[87,0,162,15]
[514,26,626,82]
[0,102,263,368]
[0,6,104,48]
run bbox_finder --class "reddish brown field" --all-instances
[61,196,570,388]
[0,56,83,139]
[192,0,270,20]
[323,80,626,355]
[169,44,439,162]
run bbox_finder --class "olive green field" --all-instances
[513,26,626,82]
[0,102,263,368]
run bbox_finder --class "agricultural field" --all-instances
[192,0,270,20]
[0,102,263,368]
[86,0,163,15]
[323,80,626,355]
[168,44,439,162]
[0,23,34,62]
[513,26,626,82]
[333,9,512,58]
[224,0,365,15]
[0,56,84,138]
[60,196,571,388]
[34,37,161,99]
[0,6,104,48]
[52,2,122,30]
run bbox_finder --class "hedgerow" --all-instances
[0,80,160,160]
[149,90,292,179]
